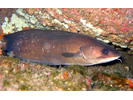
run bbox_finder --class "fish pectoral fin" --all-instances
[61,52,81,58]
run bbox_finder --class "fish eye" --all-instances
[102,49,108,54]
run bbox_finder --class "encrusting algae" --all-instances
[0,55,132,91]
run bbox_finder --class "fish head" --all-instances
[80,42,121,65]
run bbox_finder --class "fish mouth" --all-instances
[98,56,122,64]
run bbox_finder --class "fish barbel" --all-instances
[3,29,121,66]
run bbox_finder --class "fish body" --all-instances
[3,29,121,66]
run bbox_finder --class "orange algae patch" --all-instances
[22,26,30,30]
[0,31,4,40]
[0,31,6,55]
[126,78,133,88]
[63,71,68,80]
[36,65,41,71]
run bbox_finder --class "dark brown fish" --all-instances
[3,29,121,66]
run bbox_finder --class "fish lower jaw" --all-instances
[97,56,121,64]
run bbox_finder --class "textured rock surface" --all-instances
[1,8,132,53]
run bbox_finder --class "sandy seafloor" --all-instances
[0,8,133,91]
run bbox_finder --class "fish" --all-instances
[3,29,121,66]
